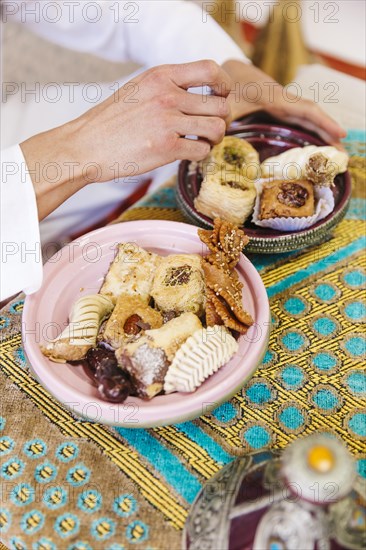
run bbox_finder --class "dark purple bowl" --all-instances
[177,120,351,254]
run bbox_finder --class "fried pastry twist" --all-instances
[198,218,253,334]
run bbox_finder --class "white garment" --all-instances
[0,0,249,301]
[0,145,43,299]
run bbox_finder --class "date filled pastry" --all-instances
[102,294,163,349]
[100,243,160,303]
[194,172,257,226]
[259,179,315,220]
[116,313,202,399]
[203,136,260,180]
[41,294,114,363]
[151,254,205,316]
[261,145,348,186]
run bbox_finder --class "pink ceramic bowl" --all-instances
[23,221,270,427]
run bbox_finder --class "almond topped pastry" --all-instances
[102,294,163,349]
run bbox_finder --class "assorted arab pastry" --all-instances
[41,294,114,363]
[259,179,315,220]
[195,136,259,225]
[192,136,348,232]
[100,243,160,303]
[206,136,260,179]
[151,254,205,316]
[260,145,349,186]
[194,172,257,226]
[40,219,253,403]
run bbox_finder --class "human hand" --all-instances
[21,60,232,219]
[222,60,346,148]
[71,60,232,182]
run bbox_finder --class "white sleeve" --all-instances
[2,0,249,65]
[122,1,250,66]
[0,145,43,301]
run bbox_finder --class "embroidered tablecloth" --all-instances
[0,131,365,549]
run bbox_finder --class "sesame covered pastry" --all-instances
[203,262,254,332]
[164,326,238,394]
[151,254,205,316]
[116,313,202,398]
[261,145,348,186]
[198,218,249,270]
[41,294,114,363]
[100,243,160,303]
[203,136,260,180]
[198,219,254,333]
[194,172,256,226]
[102,294,163,349]
[259,179,315,220]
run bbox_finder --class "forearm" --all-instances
[20,60,233,222]
[20,122,86,220]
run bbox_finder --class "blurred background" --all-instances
[3,0,365,84]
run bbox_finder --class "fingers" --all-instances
[284,99,347,141]
[281,115,346,149]
[179,91,231,119]
[170,60,232,97]
[175,115,226,145]
[175,138,211,162]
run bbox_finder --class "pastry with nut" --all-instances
[102,294,163,349]
[259,179,315,220]
[261,145,348,186]
[151,254,205,316]
[202,136,260,179]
